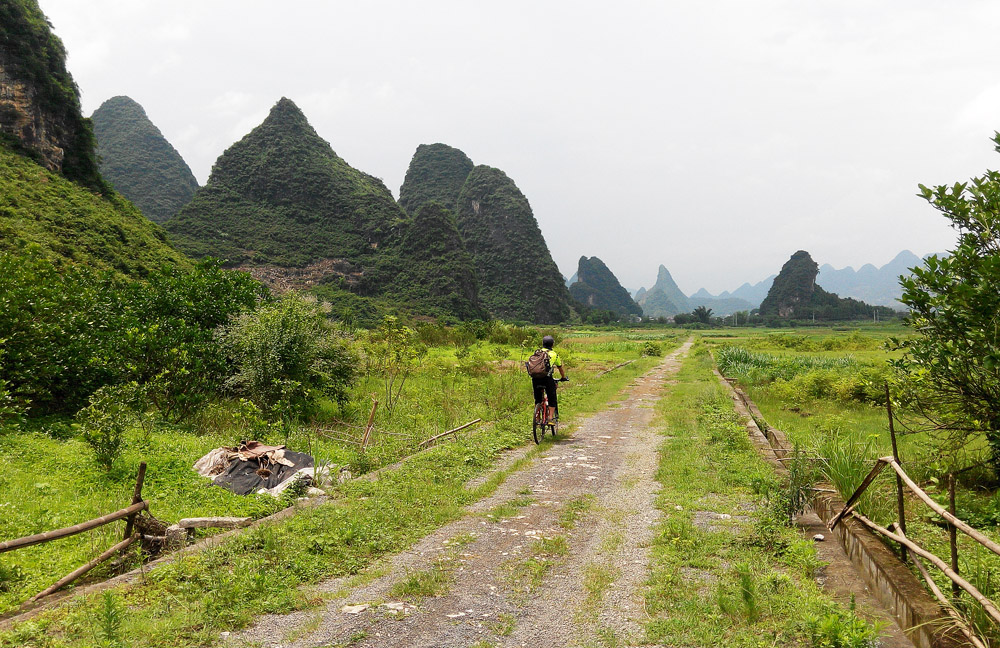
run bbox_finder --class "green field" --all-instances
[706,324,1000,641]
[0,328,680,624]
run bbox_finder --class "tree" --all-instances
[693,306,713,324]
[892,132,1000,469]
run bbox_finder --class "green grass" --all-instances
[0,330,677,647]
[389,562,453,600]
[0,330,680,616]
[709,327,1000,645]
[558,495,595,529]
[643,344,885,647]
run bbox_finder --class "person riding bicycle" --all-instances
[530,335,567,422]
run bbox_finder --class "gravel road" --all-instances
[232,341,692,648]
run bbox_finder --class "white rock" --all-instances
[341,604,369,614]
[306,487,325,496]
[813,533,825,542]
[674,505,683,511]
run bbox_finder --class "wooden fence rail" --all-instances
[828,454,999,641]
[0,500,148,554]
[0,463,148,602]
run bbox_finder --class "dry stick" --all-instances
[360,397,378,451]
[851,511,1000,626]
[30,534,139,602]
[884,458,1000,558]
[122,462,147,541]
[0,501,148,554]
[892,524,989,648]
[886,383,907,561]
[418,419,483,448]
[949,473,961,600]
[828,458,890,530]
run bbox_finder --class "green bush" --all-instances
[715,345,889,406]
[78,384,137,470]
[221,294,357,417]
[641,341,662,357]
[0,254,265,418]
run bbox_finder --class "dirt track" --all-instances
[233,342,691,647]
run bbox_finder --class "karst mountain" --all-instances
[454,166,572,323]
[398,143,474,215]
[91,96,200,223]
[364,201,484,320]
[759,250,892,320]
[636,265,691,318]
[569,256,642,316]
[400,144,572,323]
[166,97,405,268]
[0,0,185,275]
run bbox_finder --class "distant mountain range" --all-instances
[625,249,931,319]
[760,250,897,320]
[816,250,927,309]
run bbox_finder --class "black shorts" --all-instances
[532,376,557,409]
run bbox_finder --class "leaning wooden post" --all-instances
[949,472,961,600]
[886,383,906,561]
[122,462,147,541]
[361,397,378,451]
[30,534,138,602]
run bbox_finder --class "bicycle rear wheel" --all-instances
[532,405,544,444]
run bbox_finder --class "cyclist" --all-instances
[531,335,567,422]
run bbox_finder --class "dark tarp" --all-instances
[213,450,314,496]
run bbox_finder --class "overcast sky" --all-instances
[38,1,1000,294]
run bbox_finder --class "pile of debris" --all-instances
[193,440,328,497]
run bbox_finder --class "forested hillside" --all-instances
[363,201,485,320]
[0,142,186,275]
[569,256,642,316]
[92,95,200,223]
[398,143,474,215]
[0,0,106,191]
[166,97,405,267]
[455,165,572,323]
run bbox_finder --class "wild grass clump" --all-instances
[715,346,890,407]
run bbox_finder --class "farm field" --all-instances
[1,335,902,648]
[708,324,1000,641]
[0,327,680,619]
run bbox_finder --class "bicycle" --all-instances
[532,378,568,444]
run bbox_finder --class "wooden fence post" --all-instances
[123,462,147,541]
[886,383,906,561]
[949,473,961,600]
[361,397,378,451]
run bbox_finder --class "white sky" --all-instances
[38,0,1000,294]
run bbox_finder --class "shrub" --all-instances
[78,384,138,471]
[0,254,265,418]
[221,294,357,417]
[641,341,663,357]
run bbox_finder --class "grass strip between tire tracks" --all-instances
[643,342,887,647]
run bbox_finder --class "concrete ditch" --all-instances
[714,370,966,648]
